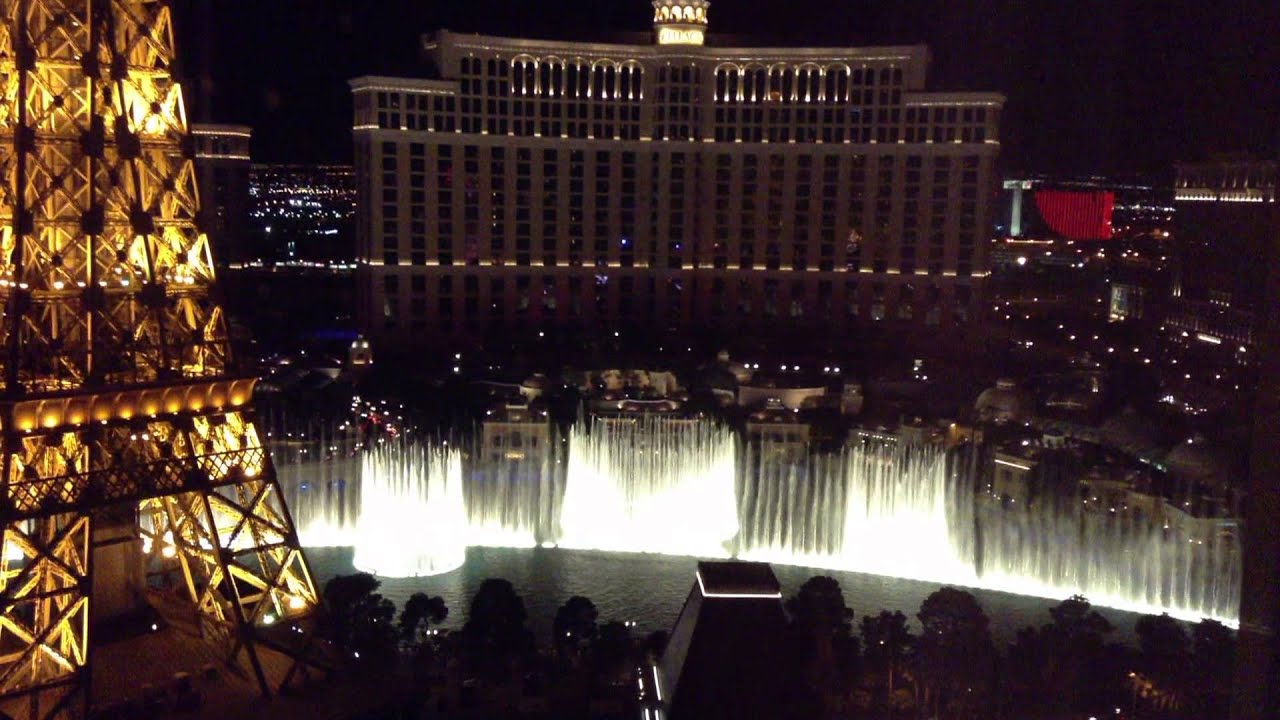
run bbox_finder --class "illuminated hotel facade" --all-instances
[350,0,1004,346]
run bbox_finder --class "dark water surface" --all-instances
[305,546,1145,646]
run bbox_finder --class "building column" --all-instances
[1232,212,1280,720]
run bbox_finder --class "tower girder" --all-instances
[0,2,326,717]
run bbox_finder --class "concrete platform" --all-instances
[90,627,404,719]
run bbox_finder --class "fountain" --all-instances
[465,447,559,548]
[971,487,1241,622]
[275,418,1241,624]
[559,416,738,556]
[275,425,362,547]
[738,441,976,584]
[352,442,467,577]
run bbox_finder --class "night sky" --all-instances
[172,0,1279,179]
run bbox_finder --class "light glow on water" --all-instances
[971,570,1237,626]
[296,520,358,549]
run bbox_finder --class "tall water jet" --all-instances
[972,480,1242,623]
[466,446,560,548]
[839,441,974,582]
[739,440,973,584]
[273,425,363,547]
[560,416,738,556]
[737,445,847,561]
[353,441,468,577]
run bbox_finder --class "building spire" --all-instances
[652,0,710,46]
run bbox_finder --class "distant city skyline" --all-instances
[173,0,1279,177]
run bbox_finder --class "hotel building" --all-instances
[192,123,252,268]
[350,1,1004,347]
[1170,158,1276,350]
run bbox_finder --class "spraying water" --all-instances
[971,485,1241,622]
[559,417,738,556]
[738,440,975,584]
[352,442,467,577]
[275,424,362,547]
[466,440,559,548]
[276,418,1240,624]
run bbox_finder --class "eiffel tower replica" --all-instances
[0,1,325,718]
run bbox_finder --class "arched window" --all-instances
[525,63,537,95]
[511,61,524,95]
[768,66,785,101]
[798,65,821,102]
[544,57,564,97]
[828,66,849,103]
[591,65,607,99]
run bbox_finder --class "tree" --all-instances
[860,610,916,718]
[1135,613,1191,711]
[916,588,995,719]
[322,573,397,668]
[787,577,860,711]
[398,592,448,650]
[461,578,534,681]
[1005,624,1051,718]
[1047,595,1116,714]
[787,576,856,639]
[1005,596,1121,720]
[1191,619,1235,716]
[588,620,634,685]
[553,596,599,646]
[643,630,669,661]
[1049,594,1113,638]
[1136,613,1190,679]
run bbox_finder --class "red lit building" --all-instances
[998,177,1121,241]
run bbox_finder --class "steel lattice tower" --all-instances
[0,1,324,717]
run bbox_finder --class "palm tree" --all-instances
[860,610,916,718]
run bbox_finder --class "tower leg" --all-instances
[138,421,328,698]
[0,515,90,720]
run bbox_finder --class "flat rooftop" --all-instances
[695,561,781,597]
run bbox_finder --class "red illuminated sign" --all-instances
[1033,189,1115,239]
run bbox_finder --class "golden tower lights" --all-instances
[0,1,324,717]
